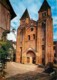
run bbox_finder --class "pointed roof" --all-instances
[0,0,16,19]
[39,0,51,12]
[20,9,30,20]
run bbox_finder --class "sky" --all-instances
[7,0,57,41]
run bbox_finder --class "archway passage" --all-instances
[26,51,36,64]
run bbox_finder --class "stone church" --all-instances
[0,0,16,39]
[16,0,54,65]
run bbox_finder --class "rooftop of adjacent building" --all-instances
[0,0,16,19]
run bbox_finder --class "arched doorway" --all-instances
[26,51,36,64]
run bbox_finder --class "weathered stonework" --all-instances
[0,0,16,40]
[53,41,57,63]
[16,0,54,65]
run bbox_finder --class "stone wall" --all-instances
[0,3,10,39]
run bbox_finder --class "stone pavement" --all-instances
[6,72,50,80]
[5,62,44,78]
[4,62,45,80]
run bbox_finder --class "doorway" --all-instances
[27,51,36,64]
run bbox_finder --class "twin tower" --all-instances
[16,0,54,65]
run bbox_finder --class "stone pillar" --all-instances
[16,55,20,63]
[16,30,21,63]
[36,56,38,64]
[37,23,42,65]
[45,18,54,64]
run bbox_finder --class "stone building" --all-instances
[16,0,54,65]
[53,41,57,63]
[0,0,16,39]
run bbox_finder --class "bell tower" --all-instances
[16,9,30,63]
[37,0,54,65]
[20,9,30,25]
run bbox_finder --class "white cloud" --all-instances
[7,31,17,42]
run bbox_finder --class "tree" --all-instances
[0,41,13,63]
[0,48,7,63]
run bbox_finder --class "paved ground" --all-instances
[0,62,56,80]
[3,62,47,80]
[5,62,44,78]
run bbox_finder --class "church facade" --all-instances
[16,0,54,65]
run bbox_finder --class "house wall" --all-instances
[0,3,10,39]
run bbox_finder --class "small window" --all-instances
[42,45,45,50]
[42,22,46,27]
[28,35,30,40]
[33,34,35,39]
[31,28,34,31]
[42,12,46,17]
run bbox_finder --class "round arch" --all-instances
[26,50,36,64]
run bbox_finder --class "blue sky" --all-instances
[8,0,57,41]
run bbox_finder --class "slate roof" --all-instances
[39,0,51,12]
[20,9,30,20]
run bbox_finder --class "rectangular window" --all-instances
[28,35,30,40]
[33,34,35,39]
[42,45,45,50]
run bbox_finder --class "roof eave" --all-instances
[7,0,16,19]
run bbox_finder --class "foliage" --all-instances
[0,48,7,63]
[0,41,13,63]
[0,41,6,45]
[2,30,10,36]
